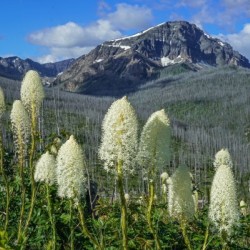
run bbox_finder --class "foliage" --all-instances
[0,67,249,249]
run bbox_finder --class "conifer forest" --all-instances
[0,67,250,249]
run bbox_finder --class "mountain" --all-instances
[54,21,250,96]
[0,56,75,80]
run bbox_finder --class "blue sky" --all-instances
[1,0,250,62]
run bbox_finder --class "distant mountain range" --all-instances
[1,21,250,96]
[54,21,250,96]
[0,56,75,80]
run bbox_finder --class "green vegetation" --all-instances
[0,66,249,249]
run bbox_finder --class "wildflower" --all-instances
[50,137,62,155]
[213,148,233,170]
[99,96,138,250]
[34,151,56,185]
[161,172,169,183]
[10,100,30,156]
[137,110,171,250]
[240,200,247,216]
[0,87,5,118]
[162,183,167,194]
[137,196,144,205]
[137,109,170,175]
[192,190,199,213]
[20,70,44,116]
[154,194,158,201]
[50,145,58,155]
[124,193,130,202]
[168,166,195,221]
[166,177,172,185]
[209,149,239,236]
[53,137,62,147]
[56,135,86,201]
[99,96,138,174]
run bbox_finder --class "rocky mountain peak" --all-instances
[55,21,250,95]
[103,21,248,67]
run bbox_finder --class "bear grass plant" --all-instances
[0,71,249,249]
[137,109,171,250]
[209,149,240,249]
[99,96,138,250]
[167,165,195,250]
[34,151,57,250]
[10,100,31,243]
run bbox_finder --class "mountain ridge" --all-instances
[54,21,250,96]
[0,56,75,80]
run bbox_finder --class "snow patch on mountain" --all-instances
[218,41,225,47]
[161,55,185,66]
[94,58,104,63]
[204,33,212,39]
[112,22,166,41]
[105,44,131,50]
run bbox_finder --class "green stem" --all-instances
[0,133,10,231]
[147,181,154,230]
[21,113,37,249]
[117,160,128,250]
[78,202,102,249]
[201,224,209,250]
[221,230,228,250]
[180,220,192,250]
[46,184,56,250]
[22,186,36,244]
[17,160,25,244]
[147,180,161,250]
[16,134,26,244]
[2,171,10,232]
[70,199,74,250]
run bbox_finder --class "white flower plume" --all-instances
[0,87,5,118]
[10,100,30,157]
[137,109,171,174]
[240,200,247,216]
[168,166,195,221]
[209,163,239,235]
[56,135,86,200]
[161,172,169,183]
[99,96,138,174]
[35,151,56,185]
[214,148,233,170]
[20,70,45,116]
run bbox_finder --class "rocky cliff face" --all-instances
[0,57,75,80]
[55,21,250,95]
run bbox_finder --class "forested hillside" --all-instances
[0,66,249,249]
[1,66,249,196]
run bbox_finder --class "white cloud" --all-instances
[221,0,250,15]
[214,0,250,28]
[36,54,57,64]
[189,0,250,31]
[190,5,214,28]
[28,4,153,62]
[216,23,250,60]
[107,3,153,30]
[28,21,121,48]
[35,46,94,64]
[155,0,250,31]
